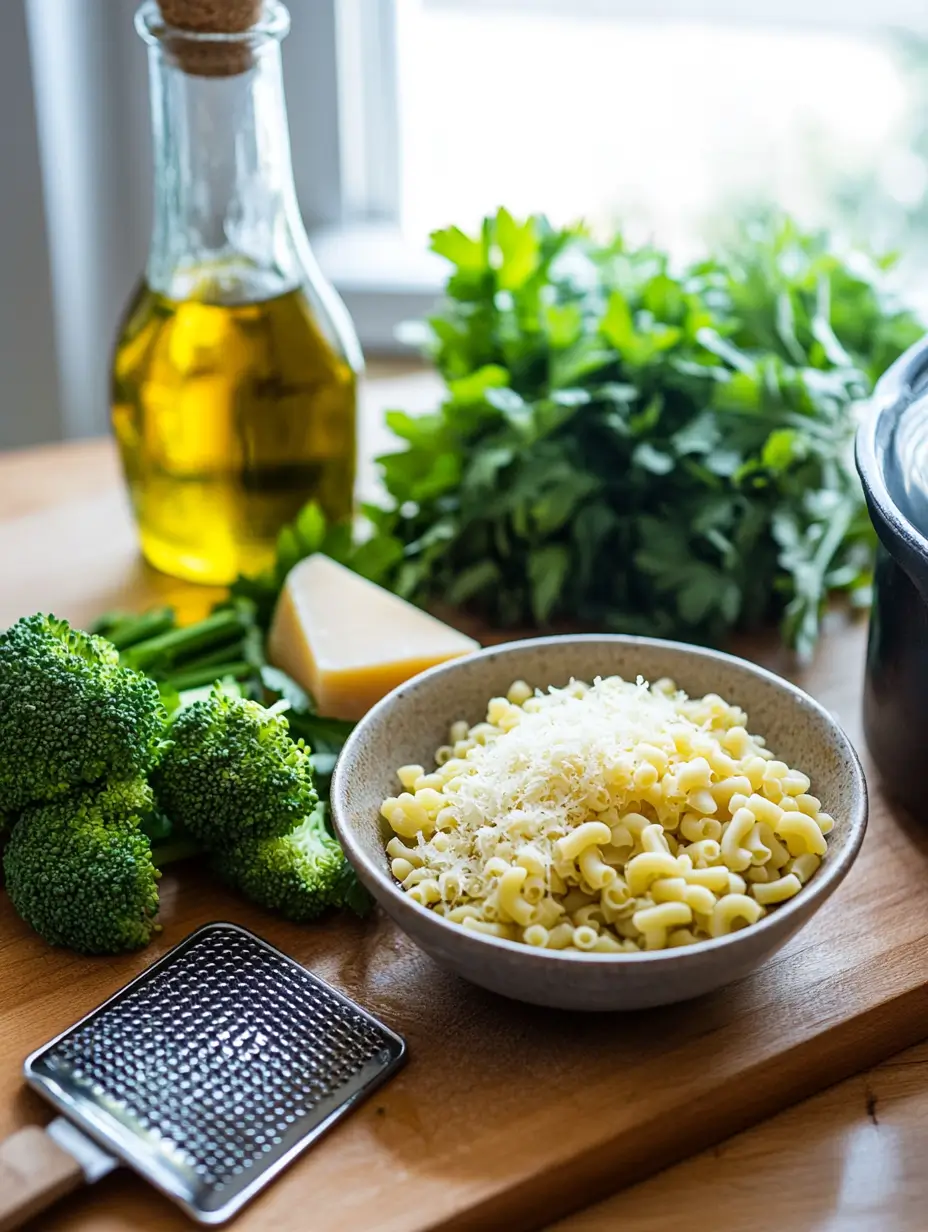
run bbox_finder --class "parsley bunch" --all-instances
[239,212,923,657]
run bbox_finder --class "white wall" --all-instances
[0,2,63,448]
[25,0,151,445]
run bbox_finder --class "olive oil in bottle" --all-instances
[116,2,361,585]
[112,282,356,584]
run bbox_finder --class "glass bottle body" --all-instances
[113,3,361,586]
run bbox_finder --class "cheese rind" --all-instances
[267,554,479,719]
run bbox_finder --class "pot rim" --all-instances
[857,335,928,564]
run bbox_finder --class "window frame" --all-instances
[283,0,442,350]
[284,0,404,230]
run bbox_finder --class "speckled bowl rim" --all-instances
[331,634,868,967]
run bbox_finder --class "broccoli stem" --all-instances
[101,608,177,651]
[176,642,251,672]
[162,660,254,693]
[121,609,250,673]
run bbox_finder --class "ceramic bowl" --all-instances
[331,636,867,1011]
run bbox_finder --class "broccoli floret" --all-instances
[0,614,168,812]
[0,811,10,875]
[156,685,367,920]
[212,804,367,921]
[156,686,317,845]
[4,777,161,954]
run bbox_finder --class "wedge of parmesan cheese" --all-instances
[267,554,479,720]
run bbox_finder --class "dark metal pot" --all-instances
[857,338,928,816]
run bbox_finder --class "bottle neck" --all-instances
[145,33,307,303]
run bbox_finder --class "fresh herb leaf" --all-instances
[234,212,922,657]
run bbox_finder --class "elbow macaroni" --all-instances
[381,674,832,953]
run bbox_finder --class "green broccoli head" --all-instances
[212,803,365,922]
[156,687,317,845]
[4,777,161,954]
[0,614,168,812]
[0,811,10,873]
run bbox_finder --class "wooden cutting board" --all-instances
[2,487,928,1232]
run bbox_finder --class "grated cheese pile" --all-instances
[446,677,709,834]
[380,675,832,953]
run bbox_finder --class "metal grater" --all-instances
[23,922,406,1225]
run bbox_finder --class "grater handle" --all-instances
[0,1125,85,1231]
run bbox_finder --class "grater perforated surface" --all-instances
[24,922,406,1225]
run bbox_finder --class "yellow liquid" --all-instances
[111,282,357,585]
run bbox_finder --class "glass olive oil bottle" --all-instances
[113,2,361,585]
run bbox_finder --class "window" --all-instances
[309,0,928,331]
[8,0,928,447]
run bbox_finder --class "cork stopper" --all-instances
[158,0,266,77]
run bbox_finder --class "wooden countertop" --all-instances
[1,369,927,1232]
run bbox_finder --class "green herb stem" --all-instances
[225,210,918,658]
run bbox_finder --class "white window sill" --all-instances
[311,222,444,353]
